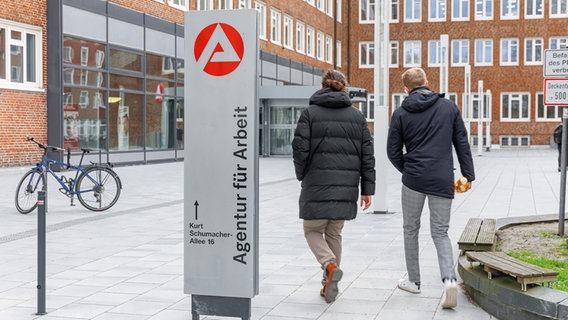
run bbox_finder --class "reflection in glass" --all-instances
[63,37,106,68]
[109,73,143,91]
[63,88,107,151]
[110,48,142,72]
[108,91,143,151]
[146,95,177,150]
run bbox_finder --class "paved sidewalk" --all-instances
[0,148,563,320]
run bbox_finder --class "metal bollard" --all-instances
[37,190,46,315]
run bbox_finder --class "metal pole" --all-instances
[37,190,46,315]
[464,65,471,141]
[439,35,449,95]
[559,108,567,237]
[477,80,483,156]
[485,89,491,151]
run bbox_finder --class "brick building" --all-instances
[0,0,566,166]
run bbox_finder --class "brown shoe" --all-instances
[321,262,342,303]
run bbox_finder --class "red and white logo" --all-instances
[155,83,164,104]
[194,23,244,77]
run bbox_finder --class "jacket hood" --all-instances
[309,87,352,109]
[400,86,444,113]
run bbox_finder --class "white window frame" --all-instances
[524,37,543,65]
[307,0,315,6]
[218,0,233,9]
[360,0,376,23]
[429,0,446,21]
[306,26,315,57]
[403,40,421,67]
[64,46,73,63]
[326,0,334,16]
[255,1,267,40]
[500,92,530,121]
[0,19,43,90]
[325,35,333,63]
[451,39,469,66]
[238,0,252,8]
[170,0,189,10]
[96,50,105,68]
[270,8,282,45]
[428,40,441,66]
[296,21,305,54]
[452,0,470,20]
[283,15,294,49]
[390,41,399,67]
[550,37,568,49]
[474,39,493,66]
[80,70,88,86]
[525,0,543,18]
[475,0,493,20]
[392,93,406,112]
[500,135,530,147]
[535,92,562,121]
[317,0,325,12]
[391,0,400,21]
[79,90,89,109]
[404,0,422,22]
[80,47,88,66]
[336,0,343,21]
[359,41,375,68]
[501,0,519,19]
[551,0,568,17]
[336,40,342,67]
[316,31,325,61]
[500,38,519,65]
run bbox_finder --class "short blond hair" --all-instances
[401,68,428,91]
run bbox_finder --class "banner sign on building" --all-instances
[184,9,259,299]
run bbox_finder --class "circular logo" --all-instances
[194,23,245,77]
[155,83,164,104]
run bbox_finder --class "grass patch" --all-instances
[507,251,568,292]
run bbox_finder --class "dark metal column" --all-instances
[47,0,64,162]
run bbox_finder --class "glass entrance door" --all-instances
[269,106,304,155]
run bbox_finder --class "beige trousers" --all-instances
[303,219,345,268]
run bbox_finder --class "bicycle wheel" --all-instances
[76,166,121,211]
[15,169,46,214]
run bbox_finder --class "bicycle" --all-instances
[15,136,122,214]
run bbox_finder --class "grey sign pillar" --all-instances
[184,10,259,320]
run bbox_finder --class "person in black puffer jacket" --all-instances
[387,67,475,309]
[292,69,376,303]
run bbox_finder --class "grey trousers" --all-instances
[401,185,456,283]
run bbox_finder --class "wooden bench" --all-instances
[466,251,559,291]
[458,218,496,253]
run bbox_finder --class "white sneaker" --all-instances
[397,278,421,294]
[441,279,458,309]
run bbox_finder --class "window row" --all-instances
[360,0,568,23]
[0,19,42,90]
[359,36,568,68]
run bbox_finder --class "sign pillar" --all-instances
[184,10,259,319]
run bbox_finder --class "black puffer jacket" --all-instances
[387,86,475,199]
[292,87,376,220]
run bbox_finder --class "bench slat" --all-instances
[467,252,559,278]
[458,218,482,244]
[476,219,496,245]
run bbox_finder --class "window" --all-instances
[452,0,469,20]
[283,15,293,49]
[0,21,42,89]
[536,93,562,121]
[238,0,252,8]
[336,0,343,21]
[500,38,519,65]
[451,39,469,66]
[317,0,325,12]
[169,0,188,9]
[325,35,333,63]
[80,47,88,66]
[336,40,342,67]
[306,26,315,57]
[525,38,543,65]
[403,40,421,66]
[405,0,422,21]
[270,8,282,45]
[196,0,212,10]
[360,41,375,67]
[80,70,88,86]
[475,0,493,19]
[64,46,73,63]
[525,0,543,18]
[316,31,325,61]
[501,0,519,19]
[307,0,315,5]
[79,91,89,108]
[428,40,441,66]
[550,37,568,49]
[255,1,267,40]
[500,136,530,147]
[551,0,568,17]
[392,93,406,112]
[474,39,493,66]
[429,0,446,21]
[360,0,376,22]
[501,92,530,121]
[390,41,399,67]
[392,0,400,21]
[326,0,334,16]
[296,21,305,54]
[218,0,232,9]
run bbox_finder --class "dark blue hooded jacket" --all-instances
[387,86,475,199]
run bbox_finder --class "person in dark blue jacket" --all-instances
[292,69,376,303]
[387,67,475,309]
